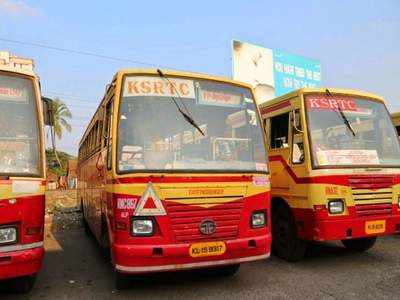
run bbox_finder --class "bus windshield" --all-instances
[117,75,268,173]
[306,94,400,168]
[0,73,40,176]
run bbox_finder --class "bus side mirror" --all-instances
[42,96,54,126]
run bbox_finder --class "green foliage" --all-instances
[48,97,72,169]
[46,149,75,176]
[51,98,72,139]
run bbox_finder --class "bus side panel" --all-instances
[98,149,108,241]
[79,147,108,245]
[89,152,103,243]
[79,156,100,242]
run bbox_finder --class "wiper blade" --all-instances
[337,105,356,137]
[326,89,356,137]
[178,107,206,136]
[157,69,205,136]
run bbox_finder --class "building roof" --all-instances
[0,51,36,77]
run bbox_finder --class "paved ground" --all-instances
[1,219,400,300]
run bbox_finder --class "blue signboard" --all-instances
[273,49,322,96]
[232,40,322,101]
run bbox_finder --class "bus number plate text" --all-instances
[189,241,226,258]
[365,220,386,234]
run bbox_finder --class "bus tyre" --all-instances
[83,216,91,235]
[272,204,307,262]
[214,264,240,277]
[341,236,377,252]
[81,202,91,235]
[12,274,36,294]
[115,271,130,290]
[100,226,111,261]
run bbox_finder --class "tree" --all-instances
[45,149,75,176]
[50,98,72,167]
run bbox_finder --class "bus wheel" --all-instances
[81,202,91,235]
[341,237,377,252]
[100,226,111,261]
[11,274,36,294]
[272,204,307,262]
[83,216,91,235]
[213,264,240,277]
[115,271,131,290]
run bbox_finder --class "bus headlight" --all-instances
[0,227,17,244]
[251,211,266,228]
[328,200,344,214]
[132,218,154,236]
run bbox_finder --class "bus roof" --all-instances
[79,68,254,147]
[259,87,386,109]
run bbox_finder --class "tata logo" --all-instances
[199,220,216,235]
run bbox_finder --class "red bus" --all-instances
[0,64,51,292]
[78,69,271,289]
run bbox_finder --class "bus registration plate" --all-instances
[189,241,226,258]
[365,220,386,234]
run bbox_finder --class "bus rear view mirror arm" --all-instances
[41,96,54,126]
[291,110,303,133]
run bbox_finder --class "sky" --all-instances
[0,0,399,155]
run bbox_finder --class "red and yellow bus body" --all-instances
[0,66,46,283]
[260,88,400,260]
[78,69,271,283]
[104,174,270,273]
[276,167,400,242]
[0,179,45,279]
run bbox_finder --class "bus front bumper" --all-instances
[0,243,44,280]
[312,215,400,242]
[113,234,271,274]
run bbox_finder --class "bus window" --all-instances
[104,100,113,170]
[0,74,40,176]
[291,109,304,164]
[306,95,400,167]
[270,113,289,149]
[117,78,268,173]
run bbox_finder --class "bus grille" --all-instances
[165,198,243,244]
[348,175,394,190]
[355,203,393,216]
[349,175,393,203]
[351,188,393,203]
[349,175,394,216]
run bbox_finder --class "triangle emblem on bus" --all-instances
[134,182,166,216]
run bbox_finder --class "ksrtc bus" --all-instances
[0,64,51,292]
[78,69,271,289]
[260,88,400,261]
